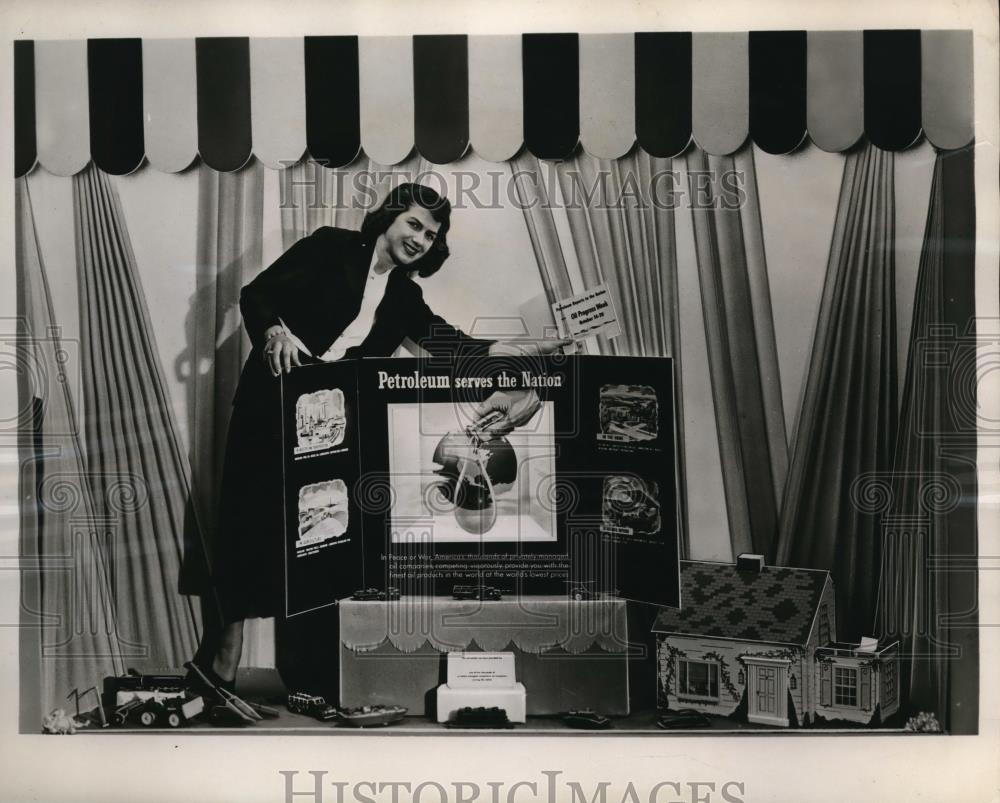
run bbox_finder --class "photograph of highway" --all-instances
[296,479,349,550]
[598,384,658,443]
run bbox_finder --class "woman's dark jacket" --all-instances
[233,225,493,408]
[213,226,492,622]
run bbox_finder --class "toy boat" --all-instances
[337,704,407,727]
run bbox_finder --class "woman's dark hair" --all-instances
[361,182,452,278]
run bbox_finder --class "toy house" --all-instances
[653,555,899,728]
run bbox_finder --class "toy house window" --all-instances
[834,666,858,707]
[678,659,719,699]
[883,660,896,704]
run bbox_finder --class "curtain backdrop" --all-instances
[511,149,691,556]
[775,143,898,643]
[73,165,201,672]
[874,147,978,733]
[508,153,576,326]
[17,178,126,722]
[15,146,974,726]
[686,146,787,560]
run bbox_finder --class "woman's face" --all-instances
[383,203,441,266]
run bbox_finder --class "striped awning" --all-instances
[14,30,973,176]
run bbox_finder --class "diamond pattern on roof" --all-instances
[653,560,830,645]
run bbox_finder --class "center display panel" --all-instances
[280,354,680,616]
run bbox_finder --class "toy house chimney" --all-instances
[736,553,765,574]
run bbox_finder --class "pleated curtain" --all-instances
[775,143,898,643]
[510,149,690,555]
[686,146,788,560]
[873,147,978,733]
[73,165,201,671]
[17,178,126,722]
[508,151,575,323]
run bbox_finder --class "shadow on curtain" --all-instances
[775,143,898,643]
[17,177,126,724]
[179,159,268,666]
[73,165,201,671]
[873,146,978,733]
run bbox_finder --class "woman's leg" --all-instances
[211,619,245,682]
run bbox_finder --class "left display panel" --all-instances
[281,362,366,616]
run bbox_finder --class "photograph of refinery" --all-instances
[294,389,347,455]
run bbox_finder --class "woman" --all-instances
[189,182,567,698]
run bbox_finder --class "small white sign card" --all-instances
[447,652,516,688]
[551,283,622,343]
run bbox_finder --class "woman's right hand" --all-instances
[263,331,302,376]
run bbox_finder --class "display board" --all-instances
[280,355,680,615]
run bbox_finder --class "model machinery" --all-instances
[104,670,204,728]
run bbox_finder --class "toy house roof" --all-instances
[652,560,830,646]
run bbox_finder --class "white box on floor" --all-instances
[436,682,527,723]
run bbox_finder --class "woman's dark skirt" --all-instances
[211,352,341,697]
[212,353,286,622]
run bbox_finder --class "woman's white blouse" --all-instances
[280,251,391,362]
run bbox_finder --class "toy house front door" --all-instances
[745,658,789,727]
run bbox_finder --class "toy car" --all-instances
[337,704,407,727]
[352,587,400,601]
[563,709,612,729]
[287,692,339,721]
[445,706,514,729]
[452,585,502,601]
[656,708,712,730]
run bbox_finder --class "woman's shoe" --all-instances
[183,660,236,699]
